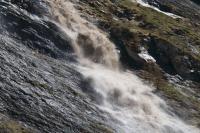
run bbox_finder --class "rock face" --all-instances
[148,36,200,81]
[134,0,200,81]
[0,1,116,133]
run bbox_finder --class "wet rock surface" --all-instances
[0,1,116,132]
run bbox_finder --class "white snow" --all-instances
[138,47,156,63]
[133,0,182,19]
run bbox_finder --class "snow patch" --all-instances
[138,47,156,63]
[133,0,182,19]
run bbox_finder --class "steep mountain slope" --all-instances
[78,0,200,127]
[0,0,199,132]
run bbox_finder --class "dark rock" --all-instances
[148,36,200,81]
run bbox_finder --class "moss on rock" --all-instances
[0,121,33,133]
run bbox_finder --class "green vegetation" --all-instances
[81,0,200,59]
[157,81,200,127]
[80,0,200,127]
